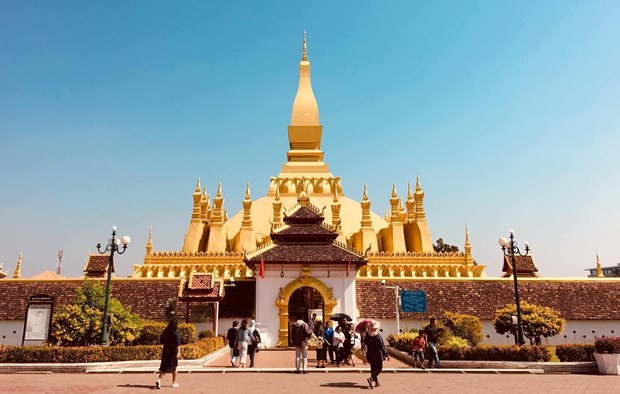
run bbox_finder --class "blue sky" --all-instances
[0,1,618,278]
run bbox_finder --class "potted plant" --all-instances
[594,337,620,375]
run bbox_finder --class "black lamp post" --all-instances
[499,229,529,346]
[96,226,130,346]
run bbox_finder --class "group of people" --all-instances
[226,319,262,368]
[289,313,389,389]
[154,315,442,390]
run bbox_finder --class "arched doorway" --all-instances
[275,269,337,347]
[287,287,324,346]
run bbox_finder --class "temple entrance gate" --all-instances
[275,273,337,347]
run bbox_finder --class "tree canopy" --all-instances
[493,301,566,345]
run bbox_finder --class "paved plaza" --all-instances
[0,371,617,394]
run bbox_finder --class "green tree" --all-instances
[442,311,484,346]
[493,301,566,345]
[50,280,142,346]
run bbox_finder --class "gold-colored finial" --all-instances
[195,177,201,193]
[13,252,22,279]
[245,182,251,200]
[216,182,222,197]
[302,30,308,61]
[416,176,422,192]
[391,183,398,198]
[595,253,604,278]
[146,226,153,256]
[362,183,368,200]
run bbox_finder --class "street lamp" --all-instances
[96,226,130,346]
[498,229,529,346]
[381,280,400,334]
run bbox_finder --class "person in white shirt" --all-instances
[332,325,345,366]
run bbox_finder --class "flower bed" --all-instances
[0,337,224,364]
[595,337,620,354]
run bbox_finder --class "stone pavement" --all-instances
[0,371,618,393]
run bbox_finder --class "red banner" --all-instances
[259,258,265,279]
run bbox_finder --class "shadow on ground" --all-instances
[319,381,370,390]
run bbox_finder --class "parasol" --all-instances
[330,313,352,322]
[355,319,371,332]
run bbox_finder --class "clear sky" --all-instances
[1,1,619,279]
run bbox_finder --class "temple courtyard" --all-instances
[0,370,616,393]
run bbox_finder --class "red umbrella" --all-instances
[355,319,371,332]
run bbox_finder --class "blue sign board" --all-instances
[400,290,427,313]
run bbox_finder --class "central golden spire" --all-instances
[291,31,320,126]
[277,31,333,183]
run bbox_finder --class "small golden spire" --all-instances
[245,182,251,200]
[416,176,422,192]
[195,177,201,193]
[13,252,22,279]
[302,30,308,61]
[407,182,413,199]
[362,183,368,201]
[465,227,472,253]
[391,183,398,198]
[216,182,222,198]
[595,253,604,278]
[146,227,153,256]
[333,186,339,203]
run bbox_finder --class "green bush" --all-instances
[442,312,484,346]
[555,344,595,361]
[0,337,226,363]
[388,336,551,362]
[135,322,196,345]
[178,324,196,345]
[198,330,214,339]
[50,280,142,346]
[595,337,620,354]
[494,301,566,345]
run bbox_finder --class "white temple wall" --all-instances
[0,320,24,346]
[362,318,620,346]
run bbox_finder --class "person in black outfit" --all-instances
[156,319,181,389]
[227,320,239,367]
[364,320,388,389]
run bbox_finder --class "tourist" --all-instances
[324,320,335,364]
[156,319,181,389]
[226,320,239,367]
[411,331,426,368]
[424,317,443,368]
[344,323,358,367]
[308,312,317,330]
[247,319,261,367]
[332,325,345,366]
[235,319,251,368]
[291,314,313,374]
[364,320,388,389]
[314,320,327,368]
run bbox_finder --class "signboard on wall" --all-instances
[23,296,54,343]
[400,290,427,313]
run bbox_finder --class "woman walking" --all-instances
[314,320,327,368]
[156,319,181,389]
[364,320,389,389]
[235,319,251,368]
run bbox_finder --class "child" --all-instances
[411,331,426,368]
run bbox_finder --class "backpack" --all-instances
[252,329,262,344]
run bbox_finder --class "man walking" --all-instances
[226,320,239,367]
[291,314,313,374]
[424,317,443,368]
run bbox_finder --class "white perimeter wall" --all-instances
[360,318,619,346]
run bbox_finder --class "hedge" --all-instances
[134,322,197,345]
[555,344,595,362]
[388,334,551,362]
[0,337,225,363]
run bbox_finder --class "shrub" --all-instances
[50,280,142,346]
[0,337,226,363]
[135,322,196,345]
[388,336,551,362]
[493,301,566,345]
[198,330,214,339]
[595,337,620,354]
[555,344,595,361]
[442,312,484,346]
